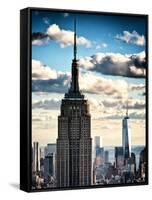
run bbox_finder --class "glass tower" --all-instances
[122,107,131,164]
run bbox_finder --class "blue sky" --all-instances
[32,10,146,72]
[31,9,147,146]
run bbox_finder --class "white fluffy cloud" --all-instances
[115,30,145,46]
[46,24,92,48]
[32,95,145,120]
[130,83,145,91]
[32,59,145,120]
[32,98,61,110]
[32,32,48,46]
[32,59,69,81]
[32,59,57,80]
[32,39,45,46]
[79,72,128,98]
[32,59,145,99]
[88,97,145,120]
[79,51,146,78]
[32,59,70,93]
[102,98,145,110]
[96,43,107,49]
[32,24,92,48]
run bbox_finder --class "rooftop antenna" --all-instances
[126,99,128,117]
[74,17,77,60]
[126,84,129,117]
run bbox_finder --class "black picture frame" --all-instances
[20,7,148,192]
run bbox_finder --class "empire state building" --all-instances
[56,20,92,188]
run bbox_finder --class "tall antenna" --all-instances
[74,17,77,60]
[126,99,128,117]
[126,84,129,117]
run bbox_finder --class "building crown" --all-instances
[65,18,84,99]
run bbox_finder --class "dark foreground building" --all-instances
[57,20,92,188]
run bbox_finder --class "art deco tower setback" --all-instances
[57,20,92,188]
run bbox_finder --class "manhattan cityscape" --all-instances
[32,10,147,190]
[32,141,146,189]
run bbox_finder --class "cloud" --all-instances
[32,77,70,93]
[43,17,50,25]
[32,59,70,93]
[129,83,145,96]
[63,13,69,18]
[32,95,145,120]
[32,118,42,122]
[46,24,92,48]
[104,111,145,120]
[32,24,92,48]
[32,59,145,99]
[100,98,145,110]
[79,72,128,98]
[32,32,48,46]
[123,99,145,110]
[32,99,61,110]
[129,111,145,119]
[32,59,67,80]
[115,30,145,46]
[32,58,145,120]
[96,43,107,49]
[32,69,128,98]
[85,97,145,120]
[79,51,146,78]
[130,83,145,91]
[32,39,47,46]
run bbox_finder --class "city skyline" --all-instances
[31,138,146,188]
[32,11,146,150]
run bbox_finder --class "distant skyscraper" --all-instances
[45,143,56,177]
[115,146,124,169]
[122,104,131,163]
[95,147,104,166]
[46,143,56,155]
[44,153,54,178]
[96,147,104,157]
[33,142,40,173]
[95,136,101,148]
[104,150,109,163]
[57,19,92,188]
[138,147,146,180]
[94,136,104,166]
[128,152,136,175]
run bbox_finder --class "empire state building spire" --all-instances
[74,18,77,60]
[65,18,84,99]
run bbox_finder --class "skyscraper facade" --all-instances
[122,108,131,163]
[115,146,124,169]
[95,136,101,148]
[138,147,146,180]
[57,20,92,188]
[104,150,109,163]
[33,142,40,173]
[46,143,56,155]
[44,153,54,178]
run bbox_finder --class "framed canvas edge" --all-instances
[20,7,149,193]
